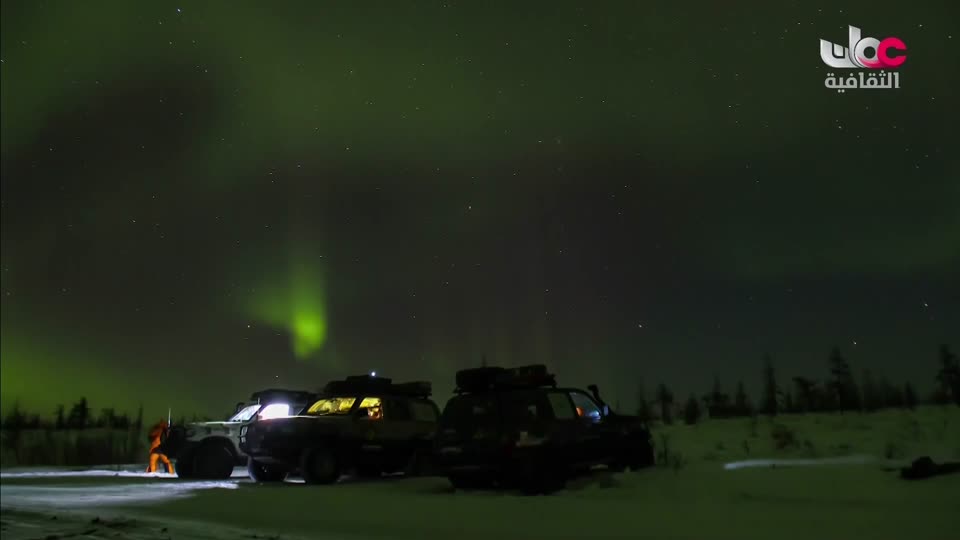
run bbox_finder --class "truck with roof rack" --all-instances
[159,388,317,479]
[239,375,440,484]
[435,364,654,493]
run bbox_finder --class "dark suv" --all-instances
[239,375,439,484]
[435,365,654,492]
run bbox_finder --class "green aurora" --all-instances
[1,2,957,421]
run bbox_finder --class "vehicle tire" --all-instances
[174,450,195,478]
[247,458,287,482]
[193,442,234,479]
[301,447,340,484]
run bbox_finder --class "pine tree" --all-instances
[733,381,752,416]
[792,376,819,413]
[828,348,861,413]
[935,345,960,406]
[636,380,651,422]
[761,354,779,416]
[707,376,732,418]
[683,394,701,425]
[67,397,90,429]
[55,405,66,430]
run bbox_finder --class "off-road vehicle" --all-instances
[160,388,316,479]
[239,375,439,484]
[435,364,654,493]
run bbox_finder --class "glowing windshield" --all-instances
[259,403,291,419]
[306,397,356,415]
[229,404,261,422]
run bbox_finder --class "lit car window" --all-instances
[570,392,602,421]
[258,403,291,419]
[307,397,357,415]
[229,404,261,422]
[358,397,383,419]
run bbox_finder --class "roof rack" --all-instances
[322,375,432,398]
[454,364,556,394]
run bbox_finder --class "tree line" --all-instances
[1,398,145,431]
[638,344,959,425]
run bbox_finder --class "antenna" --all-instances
[167,407,171,426]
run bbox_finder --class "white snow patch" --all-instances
[0,481,238,508]
[0,466,248,479]
[723,454,885,470]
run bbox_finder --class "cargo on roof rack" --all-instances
[454,364,556,393]
[322,375,432,398]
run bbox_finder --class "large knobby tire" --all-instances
[301,447,340,485]
[193,443,234,479]
[174,449,196,478]
[247,458,287,482]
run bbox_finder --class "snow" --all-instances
[0,480,237,507]
[722,454,890,470]
[2,407,958,539]
[0,466,249,480]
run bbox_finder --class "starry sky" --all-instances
[1,1,957,421]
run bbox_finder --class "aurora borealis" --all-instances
[1,2,957,421]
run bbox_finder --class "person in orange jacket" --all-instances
[146,420,173,474]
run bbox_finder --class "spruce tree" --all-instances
[761,354,779,416]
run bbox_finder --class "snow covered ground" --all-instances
[2,408,958,539]
[2,461,957,540]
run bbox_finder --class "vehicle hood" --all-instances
[183,421,242,441]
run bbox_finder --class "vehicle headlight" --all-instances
[259,403,291,419]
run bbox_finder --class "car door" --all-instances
[567,390,607,464]
[379,397,418,469]
[350,396,385,460]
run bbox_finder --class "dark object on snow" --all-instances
[900,456,960,480]
[436,364,655,495]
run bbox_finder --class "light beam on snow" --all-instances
[0,480,238,508]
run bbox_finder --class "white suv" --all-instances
[161,389,316,479]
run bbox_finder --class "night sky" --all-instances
[2,2,957,421]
